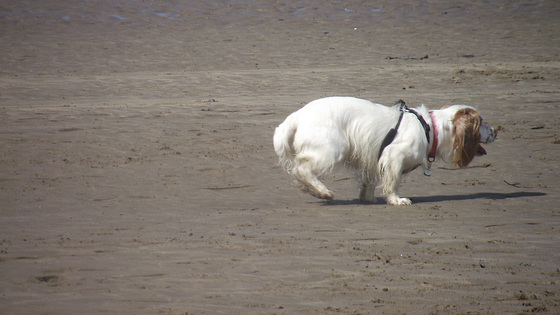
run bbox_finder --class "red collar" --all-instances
[429,112,438,161]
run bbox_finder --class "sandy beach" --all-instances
[1,0,559,313]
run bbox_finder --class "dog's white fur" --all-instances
[273,97,497,205]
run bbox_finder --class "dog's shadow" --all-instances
[321,191,546,206]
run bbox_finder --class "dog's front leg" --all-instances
[379,159,412,206]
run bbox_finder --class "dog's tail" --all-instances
[273,115,298,173]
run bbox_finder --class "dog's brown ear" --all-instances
[452,108,481,167]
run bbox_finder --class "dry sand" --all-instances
[1,0,559,314]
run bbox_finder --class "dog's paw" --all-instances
[398,198,412,206]
[304,187,333,200]
[314,190,334,200]
[387,196,412,206]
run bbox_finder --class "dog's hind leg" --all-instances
[359,171,377,204]
[292,156,334,200]
[359,182,377,204]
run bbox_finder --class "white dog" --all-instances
[273,97,497,205]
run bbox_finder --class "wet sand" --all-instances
[1,1,560,314]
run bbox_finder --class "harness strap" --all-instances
[406,108,431,143]
[378,100,431,160]
[378,100,406,160]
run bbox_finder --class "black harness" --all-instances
[378,100,431,160]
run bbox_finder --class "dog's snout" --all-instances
[479,124,497,143]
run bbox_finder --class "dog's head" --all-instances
[451,107,497,167]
